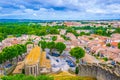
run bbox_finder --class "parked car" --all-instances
[66,60,75,67]
[51,53,60,57]
[5,64,12,68]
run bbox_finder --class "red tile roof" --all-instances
[111,42,118,47]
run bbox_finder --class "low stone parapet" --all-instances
[78,64,120,80]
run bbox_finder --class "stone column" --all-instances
[29,67,31,75]
[32,66,34,75]
[36,64,39,75]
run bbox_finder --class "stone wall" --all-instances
[114,65,120,75]
[78,64,120,80]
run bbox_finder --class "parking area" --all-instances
[46,53,76,72]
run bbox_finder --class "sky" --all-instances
[0,0,120,20]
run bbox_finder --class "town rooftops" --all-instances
[25,46,41,65]
[111,42,118,47]
[82,54,100,63]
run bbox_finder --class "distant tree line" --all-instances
[0,22,120,42]
[66,26,115,37]
[0,22,60,42]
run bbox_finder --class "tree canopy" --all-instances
[39,41,66,54]
[0,44,27,64]
[70,47,85,63]
[118,42,120,49]
[38,41,47,51]
[52,36,57,41]
[55,42,66,54]
[106,43,111,47]
[0,22,60,42]
[47,41,56,51]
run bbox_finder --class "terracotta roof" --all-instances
[99,42,105,46]
[25,46,41,65]
[11,39,18,44]
[111,42,118,47]
[64,22,81,27]
[114,58,120,62]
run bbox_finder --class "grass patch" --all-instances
[52,71,96,80]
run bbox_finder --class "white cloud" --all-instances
[33,13,37,16]
[0,7,2,10]
[86,8,106,14]
[19,5,26,9]
[106,4,120,13]
[0,0,120,19]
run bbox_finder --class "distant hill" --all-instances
[0,19,120,23]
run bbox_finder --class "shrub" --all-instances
[75,67,79,74]
[103,57,108,61]
[106,43,111,47]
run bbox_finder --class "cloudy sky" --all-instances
[0,0,120,20]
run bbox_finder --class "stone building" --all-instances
[27,44,34,53]
[12,61,24,74]
[24,46,51,76]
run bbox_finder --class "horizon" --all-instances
[0,0,120,20]
[0,18,120,21]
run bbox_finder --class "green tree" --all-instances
[52,36,57,41]
[0,52,4,63]
[38,41,47,51]
[106,43,111,47]
[115,28,120,33]
[75,66,79,74]
[55,42,66,54]
[0,33,5,42]
[47,41,55,52]
[0,36,4,42]
[96,30,103,35]
[25,41,33,46]
[61,35,70,41]
[103,57,108,62]
[80,32,85,36]
[37,29,47,36]
[0,44,27,64]
[70,47,85,75]
[70,47,85,63]
[108,25,112,28]
[118,42,120,49]
[49,28,59,34]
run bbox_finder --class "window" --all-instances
[34,67,36,74]
[30,67,32,74]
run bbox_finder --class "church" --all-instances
[24,45,51,76]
